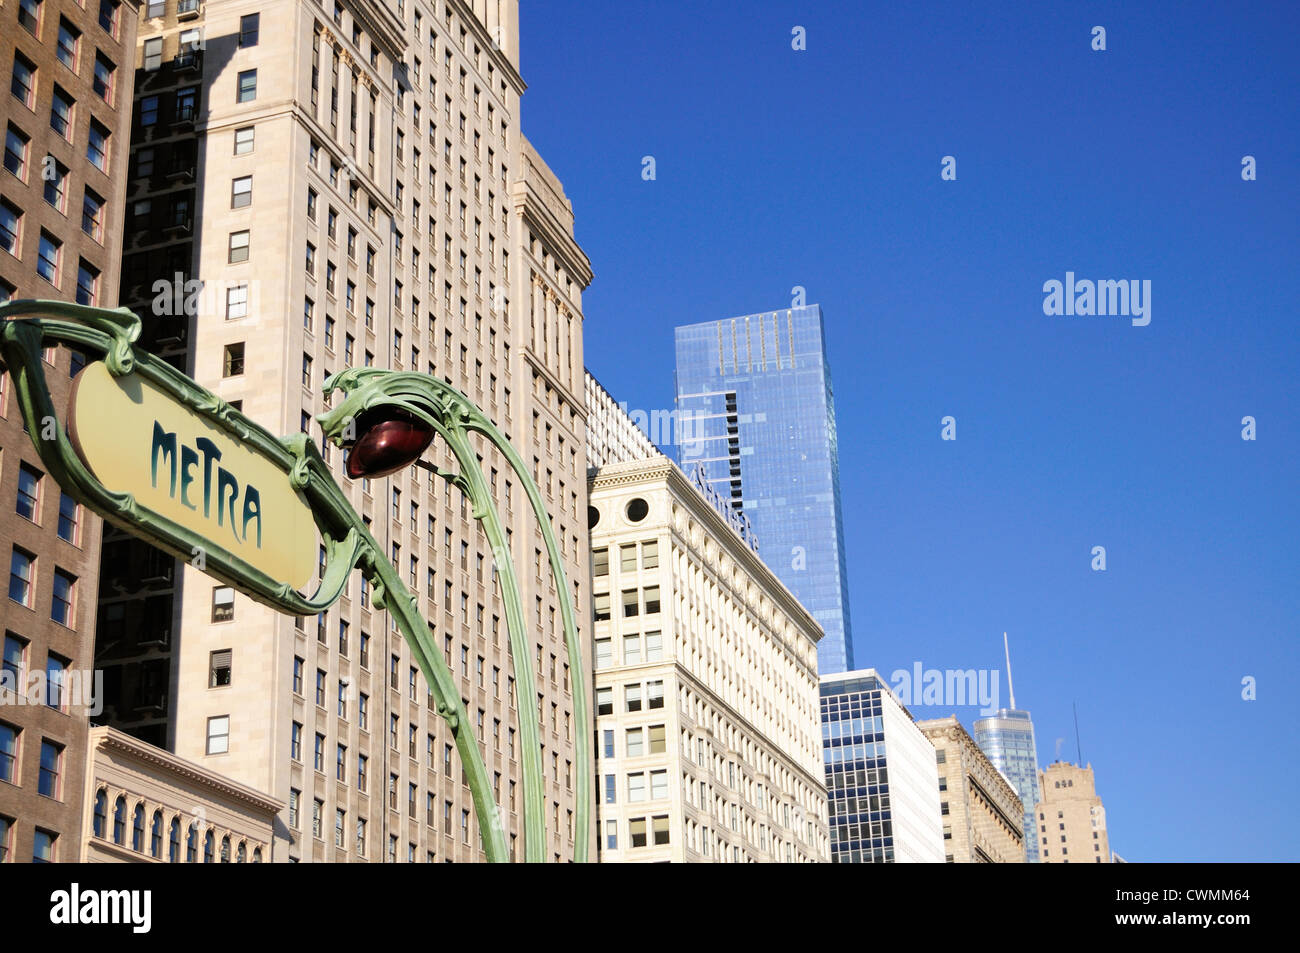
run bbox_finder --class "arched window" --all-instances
[236,841,246,863]
[132,804,145,851]
[169,818,181,863]
[252,847,263,863]
[186,825,198,863]
[93,790,107,838]
[150,810,163,858]
[113,796,127,844]
[220,835,231,863]
[203,830,214,863]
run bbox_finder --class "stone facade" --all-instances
[917,716,1024,863]
[1036,760,1111,863]
[589,454,828,862]
[101,0,593,862]
[1,0,141,864]
[80,724,279,861]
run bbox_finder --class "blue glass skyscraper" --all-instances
[674,305,854,673]
[973,635,1042,862]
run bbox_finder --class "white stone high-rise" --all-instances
[586,378,828,862]
[110,0,593,862]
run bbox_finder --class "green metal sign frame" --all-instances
[0,300,589,863]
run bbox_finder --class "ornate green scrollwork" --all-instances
[0,300,588,863]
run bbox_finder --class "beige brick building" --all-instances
[586,386,828,862]
[1,0,141,863]
[917,716,1024,863]
[97,0,593,862]
[80,724,279,861]
[1036,760,1111,863]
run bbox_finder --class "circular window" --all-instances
[587,505,600,530]
[625,498,649,522]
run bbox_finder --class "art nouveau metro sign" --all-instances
[69,361,316,588]
[0,299,590,863]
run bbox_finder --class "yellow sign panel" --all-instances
[70,362,317,588]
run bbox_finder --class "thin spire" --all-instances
[1074,702,1083,765]
[1003,631,1017,710]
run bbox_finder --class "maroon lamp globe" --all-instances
[345,409,435,479]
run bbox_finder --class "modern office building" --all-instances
[673,304,854,674]
[80,724,280,862]
[1,0,142,863]
[973,709,1041,862]
[96,0,594,862]
[820,669,944,863]
[917,715,1025,863]
[586,389,828,862]
[1036,760,1111,864]
[973,634,1042,862]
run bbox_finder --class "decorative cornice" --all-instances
[92,727,283,816]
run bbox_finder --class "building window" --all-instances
[228,230,250,263]
[50,569,75,625]
[0,200,20,257]
[11,53,36,109]
[211,585,235,622]
[38,740,62,797]
[36,232,61,286]
[0,721,19,784]
[239,13,260,46]
[32,828,56,863]
[209,649,232,687]
[45,654,68,710]
[290,722,302,761]
[98,0,120,33]
[226,283,249,320]
[4,125,29,181]
[9,549,35,607]
[56,18,81,70]
[237,70,257,103]
[82,189,105,242]
[87,120,110,172]
[234,126,254,154]
[50,87,74,140]
[76,261,99,306]
[15,464,40,522]
[231,175,252,208]
[93,53,115,103]
[206,715,230,754]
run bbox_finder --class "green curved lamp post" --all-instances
[0,300,589,864]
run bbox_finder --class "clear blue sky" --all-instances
[519,1,1300,861]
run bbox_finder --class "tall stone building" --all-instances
[100,0,593,862]
[1036,760,1111,864]
[916,716,1024,863]
[586,379,828,862]
[1,0,142,863]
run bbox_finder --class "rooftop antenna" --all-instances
[1073,702,1083,765]
[1003,631,1017,710]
